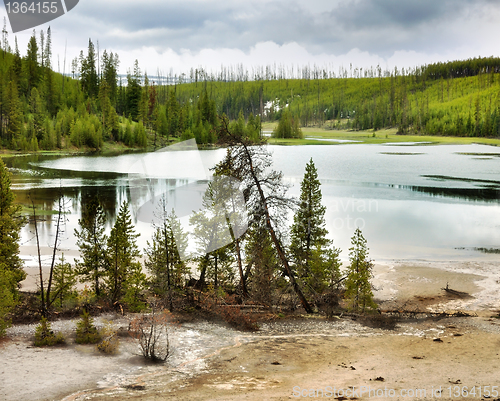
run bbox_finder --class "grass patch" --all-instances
[475,247,500,254]
[261,125,500,146]
[455,152,500,157]
[380,152,425,155]
[18,204,70,216]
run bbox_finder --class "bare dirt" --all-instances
[2,261,500,401]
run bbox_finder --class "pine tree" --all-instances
[0,158,25,336]
[74,194,107,297]
[52,253,77,308]
[0,158,26,288]
[290,158,337,293]
[24,31,40,95]
[105,201,143,304]
[29,87,45,141]
[344,228,377,313]
[144,196,188,306]
[190,177,236,290]
[80,39,98,99]
[126,60,142,120]
[6,80,22,148]
[75,309,100,344]
[245,224,280,305]
[0,266,15,336]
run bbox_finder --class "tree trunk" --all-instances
[241,143,313,313]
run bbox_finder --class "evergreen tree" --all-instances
[24,31,40,95]
[41,27,56,116]
[80,39,98,98]
[29,87,45,141]
[123,119,133,146]
[105,201,143,304]
[52,253,77,308]
[290,158,338,293]
[167,90,180,137]
[6,80,22,148]
[126,60,142,120]
[0,266,15,336]
[190,178,236,290]
[344,228,377,313]
[98,81,119,141]
[0,158,25,288]
[0,158,25,336]
[272,109,302,138]
[74,194,107,297]
[75,309,100,344]
[245,224,280,305]
[101,50,119,106]
[144,197,188,308]
[134,121,147,148]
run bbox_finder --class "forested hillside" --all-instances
[1,27,500,153]
[175,59,500,138]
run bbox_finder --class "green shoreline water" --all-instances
[2,127,500,161]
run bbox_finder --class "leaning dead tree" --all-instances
[215,116,313,313]
[29,190,69,317]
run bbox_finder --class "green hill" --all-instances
[1,29,499,153]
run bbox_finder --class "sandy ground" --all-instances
[2,260,500,401]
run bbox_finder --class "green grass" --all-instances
[262,124,500,146]
[18,204,70,216]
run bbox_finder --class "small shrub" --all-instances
[76,285,97,308]
[218,305,259,331]
[96,321,119,354]
[75,309,101,344]
[129,301,173,362]
[34,317,65,346]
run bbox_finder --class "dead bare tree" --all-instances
[29,189,69,317]
[128,299,173,362]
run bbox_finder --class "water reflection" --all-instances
[4,143,500,261]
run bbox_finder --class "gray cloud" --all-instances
[60,0,498,56]
[3,0,499,75]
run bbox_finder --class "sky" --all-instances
[1,0,500,77]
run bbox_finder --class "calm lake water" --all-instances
[5,142,500,264]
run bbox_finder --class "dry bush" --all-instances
[96,321,119,354]
[359,313,399,330]
[128,301,174,362]
[218,305,259,331]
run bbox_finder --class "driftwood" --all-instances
[442,283,470,298]
[218,304,268,309]
[381,309,476,318]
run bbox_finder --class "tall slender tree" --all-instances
[144,196,188,309]
[74,194,107,297]
[289,158,340,293]
[105,201,142,304]
[80,39,98,98]
[344,228,377,313]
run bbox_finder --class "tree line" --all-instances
[0,123,379,334]
[2,25,500,154]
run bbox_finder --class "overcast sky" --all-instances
[2,0,500,77]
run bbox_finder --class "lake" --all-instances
[5,141,500,268]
